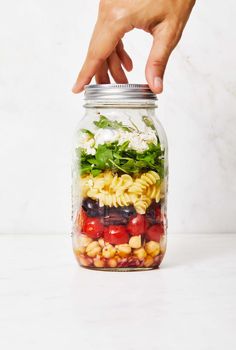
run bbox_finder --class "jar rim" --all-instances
[84,84,157,101]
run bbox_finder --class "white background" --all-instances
[0,0,236,234]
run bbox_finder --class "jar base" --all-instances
[78,264,161,272]
[75,252,164,271]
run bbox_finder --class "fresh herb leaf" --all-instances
[87,158,98,165]
[109,159,128,173]
[80,165,92,175]
[94,115,133,132]
[80,129,94,137]
[93,115,110,128]
[129,118,139,131]
[91,169,102,176]
[119,140,130,152]
[95,144,113,168]
[78,140,165,178]
[142,116,156,130]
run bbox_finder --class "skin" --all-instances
[72,0,196,94]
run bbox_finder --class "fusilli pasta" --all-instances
[128,171,160,194]
[80,170,162,214]
[98,192,135,207]
[146,184,161,202]
[133,195,152,215]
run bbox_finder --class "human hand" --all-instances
[72,0,195,94]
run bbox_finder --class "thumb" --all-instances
[145,28,174,94]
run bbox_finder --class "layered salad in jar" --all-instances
[72,114,167,270]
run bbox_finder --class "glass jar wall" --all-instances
[72,84,168,271]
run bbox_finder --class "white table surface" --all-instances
[0,234,235,350]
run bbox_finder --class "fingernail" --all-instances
[153,77,163,91]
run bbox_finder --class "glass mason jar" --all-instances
[72,84,168,271]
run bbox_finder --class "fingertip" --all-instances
[123,54,133,72]
[153,77,163,94]
[125,60,133,72]
[145,64,164,94]
[115,76,129,84]
[145,75,163,94]
[72,77,89,93]
[72,84,83,94]
[117,45,133,72]
[107,51,129,84]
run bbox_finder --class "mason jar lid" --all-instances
[84,84,157,101]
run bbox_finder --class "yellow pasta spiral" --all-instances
[146,184,161,203]
[128,171,160,194]
[111,174,133,195]
[98,192,135,208]
[87,188,99,198]
[80,175,91,197]
[80,170,162,214]
[133,195,152,215]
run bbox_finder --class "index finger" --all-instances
[72,20,122,93]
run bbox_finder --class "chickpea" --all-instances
[116,244,131,257]
[145,241,160,257]
[93,255,105,268]
[79,234,93,247]
[98,238,105,248]
[78,256,92,267]
[129,235,142,249]
[133,247,147,260]
[75,246,86,255]
[115,255,121,265]
[107,258,117,268]
[86,241,102,258]
[102,244,116,258]
[144,255,154,267]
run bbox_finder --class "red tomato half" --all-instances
[127,214,146,236]
[146,224,164,242]
[104,225,129,245]
[83,217,104,239]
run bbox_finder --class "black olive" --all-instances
[146,201,161,225]
[82,199,137,220]
[82,198,101,217]
[103,214,129,226]
[119,205,136,217]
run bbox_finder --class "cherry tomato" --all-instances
[146,224,164,242]
[83,217,104,239]
[127,214,146,236]
[104,225,129,245]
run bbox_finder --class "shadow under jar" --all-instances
[72,84,168,271]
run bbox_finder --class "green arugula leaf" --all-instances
[142,116,156,130]
[95,144,113,168]
[80,129,94,137]
[118,140,130,152]
[80,165,92,175]
[94,115,133,132]
[77,140,165,178]
[91,169,102,176]
[93,115,110,128]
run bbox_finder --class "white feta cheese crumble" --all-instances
[94,129,119,146]
[78,133,96,155]
[117,127,157,152]
[79,126,157,155]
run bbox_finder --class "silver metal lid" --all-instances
[84,84,157,101]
